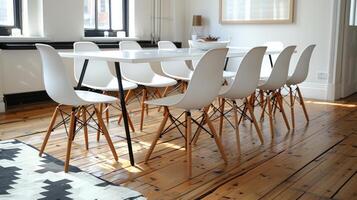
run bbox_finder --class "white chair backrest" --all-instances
[263,46,296,90]
[74,42,115,88]
[288,45,316,85]
[223,47,267,99]
[176,48,229,110]
[119,41,157,83]
[158,41,192,80]
[36,44,81,105]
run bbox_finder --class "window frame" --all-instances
[84,0,129,37]
[0,0,22,36]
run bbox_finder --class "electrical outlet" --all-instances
[317,72,328,80]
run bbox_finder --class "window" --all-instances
[84,0,128,37]
[0,0,21,36]
[350,0,357,26]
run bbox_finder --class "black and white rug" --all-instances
[0,140,145,200]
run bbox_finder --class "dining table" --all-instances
[59,46,283,166]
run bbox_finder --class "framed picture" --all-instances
[220,0,294,24]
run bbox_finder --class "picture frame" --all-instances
[220,0,295,24]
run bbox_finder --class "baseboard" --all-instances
[0,101,5,113]
[298,82,328,100]
[3,91,51,108]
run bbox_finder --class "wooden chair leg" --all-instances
[267,94,275,138]
[94,106,118,161]
[118,90,133,125]
[192,115,204,145]
[39,106,60,156]
[260,98,268,122]
[97,103,103,141]
[82,106,89,150]
[296,86,309,122]
[277,92,291,130]
[102,91,109,124]
[204,111,228,164]
[219,98,226,136]
[232,100,240,154]
[249,93,256,114]
[158,86,170,112]
[259,90,265,109]
[64,108,76,173]
[127,112,135,132]
[186,111,192,178]
[125,89,133,102]
[105,104,110,124]
[289,87,295,129]
[192,106,209,145]
[140,89,147,131]
[145,107,169,163]
[246,98,264,145]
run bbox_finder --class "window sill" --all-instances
[81,36,138,42]
[0,36,49,43]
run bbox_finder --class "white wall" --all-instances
[0,0,185,112]
[185,0,338,100]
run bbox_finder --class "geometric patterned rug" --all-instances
[0,140,145,200]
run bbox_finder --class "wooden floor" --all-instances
[0,94,356,200]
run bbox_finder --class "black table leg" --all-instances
[224,57,230,71]
[114,62,135,166]
[268,55,274,68]
[76,59,89,90]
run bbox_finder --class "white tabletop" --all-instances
[59,47,282,63]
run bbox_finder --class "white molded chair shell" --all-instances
[74,42,137,91]
[220,47,267,99]
[286,45,316,86]
[146,48,229,110]
[258,46,296,91]
[158,41,193,81]
[36,44,117,106]
[119,41,177,87]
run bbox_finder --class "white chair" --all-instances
[258,46,296,137]
[144,48,229,178]
[74,42,137,134]
[217,47,267,151]
[286,45,316,128]
[36,44,118,172]
[158,41,193,92]
[119,41,177,131]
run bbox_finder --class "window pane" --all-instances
[84,0,96,29]
[351,0,357,26]
[97,0,110,29]
[0,0,14,26]
[111,0,123,30]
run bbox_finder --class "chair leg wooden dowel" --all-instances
[64,109,76,173]
[296,86,309,122]
[277,93,291,130]
[232,101,241,155]
[186,111,192,178]
[82,106,89,150]
[246,98,264,145]
[204,111,228,164]
[95,107,118,161]
[127,113,135,132]
[39,106,60,156]
[145,107,169,163]
[97,103,104,141]
[140,89,147,131]
[219,98,225,136]
[289,87,295,129]
[267,94,275,138]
